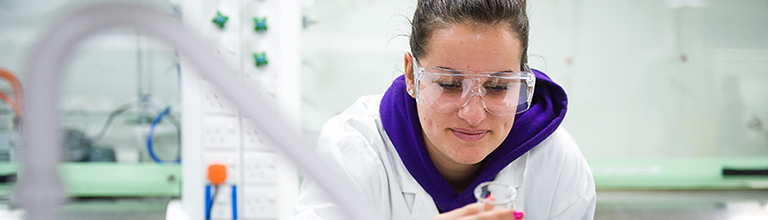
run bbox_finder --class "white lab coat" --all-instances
[294,95,596,220]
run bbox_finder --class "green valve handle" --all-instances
[254,17,267,32]
[254,52,268,67]
[212,11,229,29]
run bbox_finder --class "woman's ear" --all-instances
[404,52,416,99]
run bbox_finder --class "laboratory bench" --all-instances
[594,190,768,220]
[589,156,768,219]
[0,163,180,197]
[0,157,763,196]
[0,163,177,220]
[0,157,765,219]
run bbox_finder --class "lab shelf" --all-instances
[589,157,768,190]
[0,163,180,197]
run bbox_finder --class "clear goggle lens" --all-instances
[413,62,535,116]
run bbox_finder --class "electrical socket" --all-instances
[243,152,277,184]
[204,152,241,185]
[214,41,241,76]
[242,186,278,219]
[202,116,241,149]
[202,82,238,115]
[237,86,281,119]
[208,184,234,220]
[242,119,272,151]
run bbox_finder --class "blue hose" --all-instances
[147,107,181,163]
[232,185,238,219]
[205,185,212,220]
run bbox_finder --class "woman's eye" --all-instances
[437,81,462,90]
[484,83,509,94]
[486,85,507,91]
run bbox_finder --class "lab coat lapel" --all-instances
[492,152,530,211]
[392,147,440,219]
[376,117,440,219]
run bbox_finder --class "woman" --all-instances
[295,0,595,219]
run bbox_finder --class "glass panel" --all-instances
[531,0,768,158]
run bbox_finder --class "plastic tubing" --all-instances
[147,107,178,163]
[205,185,212,220]
[21,2,375,220]
[232,185,238,220]
[0,91,17,115]
[0,68,23,118]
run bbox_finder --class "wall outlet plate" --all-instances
[202,82,239,115]
[243,152,277,184]
[242,119,273,151]
[202,116,241,149]
[242,186,278,219]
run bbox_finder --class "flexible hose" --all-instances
[0,68,23,118]
[147,107,179,163]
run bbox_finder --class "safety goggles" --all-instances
[413,59,535,116]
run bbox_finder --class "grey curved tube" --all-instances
[21,3,375,220]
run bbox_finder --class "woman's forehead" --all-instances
[421,23,522,72]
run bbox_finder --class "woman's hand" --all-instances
[433,203,525,220]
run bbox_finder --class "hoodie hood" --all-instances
[379,69,568,212]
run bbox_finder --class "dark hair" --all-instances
[410,0,529,69]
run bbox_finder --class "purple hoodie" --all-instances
[379,69,568,212]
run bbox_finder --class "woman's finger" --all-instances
[434,203,525,220]
[512,210,525,219]
[433,203,485,220]
[457,209,523,220]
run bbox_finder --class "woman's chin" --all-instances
[449,152,488,165]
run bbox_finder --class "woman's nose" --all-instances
[457,95,487,126]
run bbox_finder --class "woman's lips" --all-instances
[450,128,488,142]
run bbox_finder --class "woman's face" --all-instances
[405,22,522,167]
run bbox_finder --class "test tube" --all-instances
[474,181,517,212]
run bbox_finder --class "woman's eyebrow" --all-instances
[435,66,463,74]
[492,70,517,76]
[435,66,517,75]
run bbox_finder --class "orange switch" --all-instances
[207,164,227,185]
